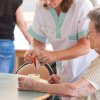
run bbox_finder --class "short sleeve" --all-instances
[77,0,93,39]
[28,5,47,43]
[10,0,23,14]
[15,0,23,10]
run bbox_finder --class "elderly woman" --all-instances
[18,7,100,100]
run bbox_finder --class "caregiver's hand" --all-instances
[24,50,37,63]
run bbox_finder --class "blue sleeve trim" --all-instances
[77,30,88,39]
[68,30,88,40]
[28,28,47,43]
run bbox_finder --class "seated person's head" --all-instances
[88,7,100,53]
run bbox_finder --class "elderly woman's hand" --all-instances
[18,77,35,91]
[48,74,61,84]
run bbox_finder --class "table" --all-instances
[0,73,50,100]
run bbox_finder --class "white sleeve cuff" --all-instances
[87,79,100,91]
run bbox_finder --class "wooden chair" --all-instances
[15,63,55,80]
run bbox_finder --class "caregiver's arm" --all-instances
[24,39,46,63]
[36,37,90,64]
[56,37,90,60]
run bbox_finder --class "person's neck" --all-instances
[55,6,61,16]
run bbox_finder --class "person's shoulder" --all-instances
[35,0,49,13]
[73,0,93,12]
[15,0,23,4]
[36,0,44,9]
[74,0,91,4]
[10,0,22,5]
[74,0,93,8]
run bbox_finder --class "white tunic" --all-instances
[28,0,98,99]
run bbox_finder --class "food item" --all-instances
[28,74,48,83]
[28,74,40,81]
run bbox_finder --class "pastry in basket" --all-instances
[28,74,48,83]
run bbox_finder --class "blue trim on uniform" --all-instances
[28,28,47,43]
[57,12,66,38]
[68,34,78,40]
[77,30,88,39]
[50,8,66,39]
[50,8,58,25]
[68,30,88,40]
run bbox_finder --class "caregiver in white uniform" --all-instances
[24,0,98,99]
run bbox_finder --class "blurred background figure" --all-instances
[0,0,32,73]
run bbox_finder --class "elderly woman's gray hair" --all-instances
[88,7,100,32]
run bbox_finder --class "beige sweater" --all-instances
[32,57,100,100]
[80,56,100,100]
